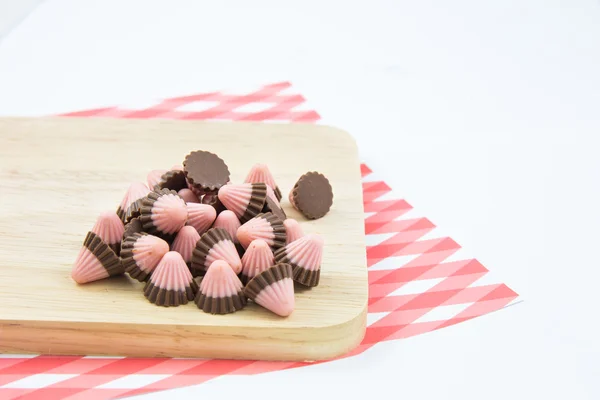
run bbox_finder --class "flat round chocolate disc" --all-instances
[183,150,230,192]
[292,172,333,220]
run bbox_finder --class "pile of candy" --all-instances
[71,150,333,317]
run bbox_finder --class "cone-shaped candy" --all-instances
[191,228,242,275]
[171,226,200,267]
[121,233,170,282]
[177,188,200,203]
[213,210,241,243]
[213,209,244,256]
[244,263,295,317]
[244,163,282,201]
[186,203,216,234]
[274,233,323,287]
[240,239,274,285]
[147,169,167,190]
[237,212,286,250]
[143,251,198,307]
[217,183,267,223]
[139,189,188,239]
[283,218,304,244]
[194,260,246,314]
[91,211,124,255]
[122,182,151,223]
[71,232,123,284]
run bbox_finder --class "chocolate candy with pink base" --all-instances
[244,163,282,201]
[191,228,242,276]
[143,251,198,307]
[139,188,188,240]
[186,203,216,235]
[289,172,333,220]
[183,150,230,193]
[195,260,247,314]
[237,212,286,250]
[283,218,304,244]
[71,231,123,284]
[155,169,188,192]
[121,232,170,282]
[244,263,295,317]
[274,233,324,287]
[90,211,124,256]
[218,183,268,223]
[240,239,274,285]
[171,226,201,268]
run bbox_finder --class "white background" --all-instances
[0,0,599,398]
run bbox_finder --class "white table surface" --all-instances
[1,0,599,398]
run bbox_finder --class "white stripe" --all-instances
[361,171,386,183]
[393,207,420,221]
[369,190,399,202]
[234,102,279,113]
[0,354,38,359]
[369,254,421,271]
[412,303,474,324]
[175,100,221,112]
[388,277,446,297]
[364,211,376,219]
[2,374,79,389]
[364,232,396,247]
[366,312,390,326]
[97,374,172,389]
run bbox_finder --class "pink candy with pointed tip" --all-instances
[241,239,274,281]
[255,278,295,317]
[133,235,170,273]
[147,169,167,190]
[244,163,278,190]
[200,260,244,298]
[150,194,188,235]
[217,184,254,219]
[91,211,124,248]
[124,182,151,211]
[71,247,109,284]
[283,218,304,244]
[186,203,217,234]
[265,185,279,204]
[285,233,324,271]
[149,251,194,291]
[206,240,242,274]
[177,188,200,203]
[171,226,200,265]
[213,210,241,243]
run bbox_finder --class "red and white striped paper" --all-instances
[0,82,518,400]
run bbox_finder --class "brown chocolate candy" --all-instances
[155,169,188,192]
[183,150,230,192]
[290,172,333,220]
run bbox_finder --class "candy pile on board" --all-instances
[71,150,334,317]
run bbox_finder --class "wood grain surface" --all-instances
[0,117,367,361]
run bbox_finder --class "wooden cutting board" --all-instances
[0,117,367,362]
